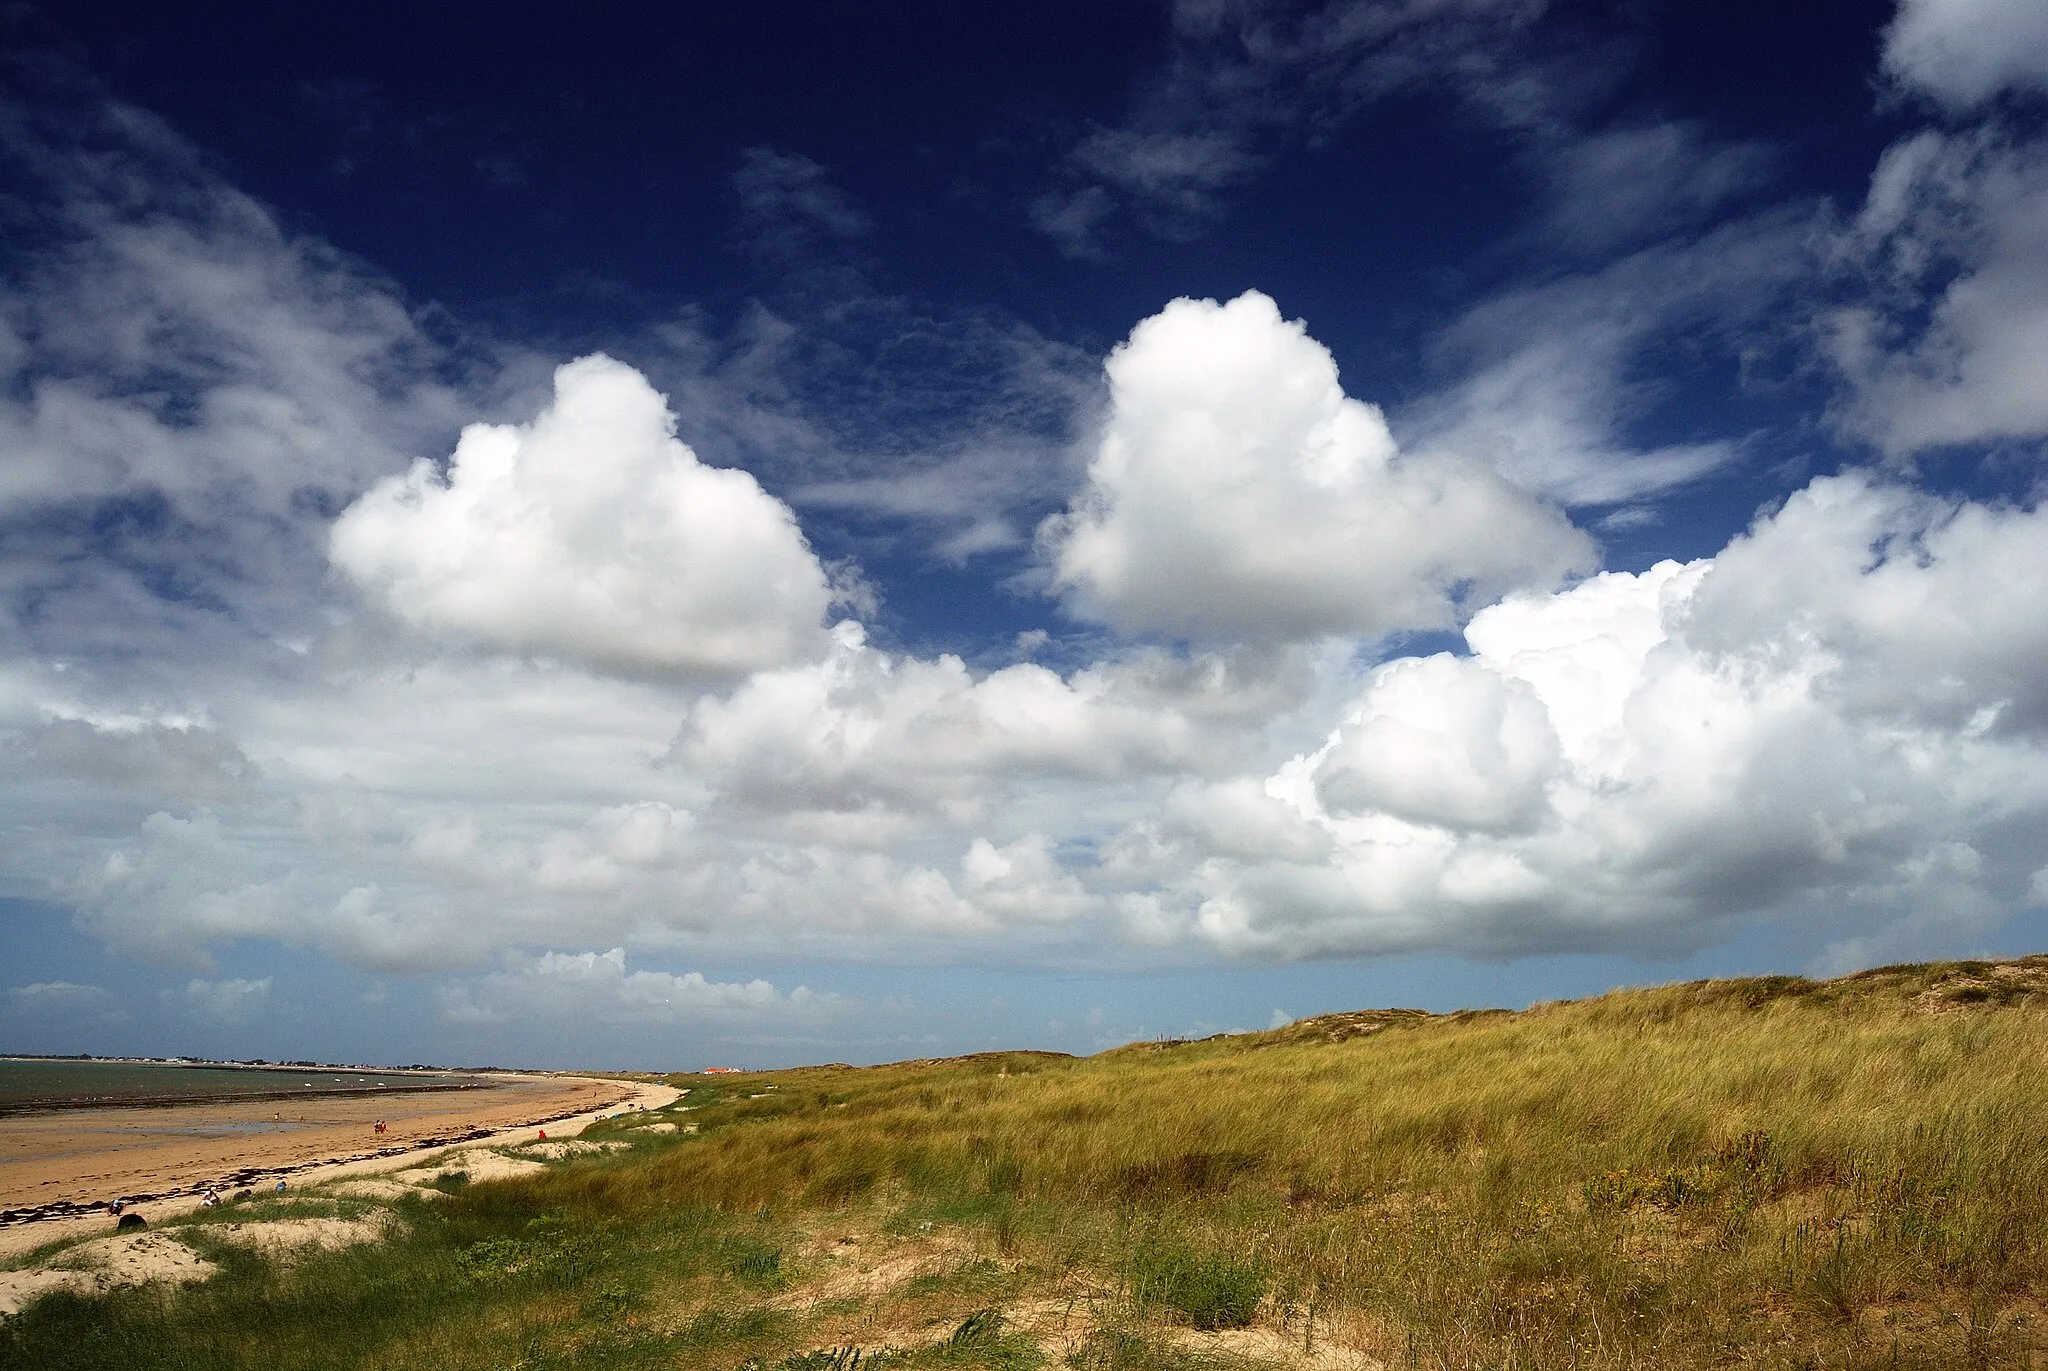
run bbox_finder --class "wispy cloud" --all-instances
[440,949,849,1026]
[1030,0,1548,256]
[4,980,118,1020]
[169,976,272,1026]
[732,149,871,264]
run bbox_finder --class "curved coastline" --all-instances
[0,1075,680,1259]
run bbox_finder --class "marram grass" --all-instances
[6,956,2048,1369]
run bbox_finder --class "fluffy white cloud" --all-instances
[68,806,531,974]
[1883,0,2048,109]
[1137,471,2048,962]
[1828,130,2048,455]
[1043,292,1592,643]
[1313,654,1559,832]
[332,355,836,679]
[13,89,2047,1013]
[675,621,1304,822]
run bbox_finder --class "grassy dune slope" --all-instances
[6,957,2048,1369]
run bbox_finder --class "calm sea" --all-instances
[0,1058,493,1112]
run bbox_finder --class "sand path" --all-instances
[0,1075,680,1263]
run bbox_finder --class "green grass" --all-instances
[6,956,2048,1368]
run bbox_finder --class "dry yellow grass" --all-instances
[5,955,2046,1370]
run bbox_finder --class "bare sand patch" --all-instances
[201,1213,389,1257]
[780,1227,981,1308]
[1,1231,215,1317]
[1160,1324,1386,1370]
[514,1139,629,1160]
[0,1268,88,1319]
[323,1178,416,1202]
[392,1148,547,1186]
[1003,1291,1114,1359]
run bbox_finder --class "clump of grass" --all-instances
[722,1235,785,1285]
[1126,1238,1266,1330]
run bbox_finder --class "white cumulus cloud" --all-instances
[332,354,837,680]
[1043,291,1592,644]
[1313,654,1560,833]
[1137,470,2048,963]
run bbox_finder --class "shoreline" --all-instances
[0,1075,678,1257]
[0,1082,497,1119]
[0,1055,505,1072]
[0,1057,530,1117]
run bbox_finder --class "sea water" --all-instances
[0,1058,490,1112]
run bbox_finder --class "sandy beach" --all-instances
[0,1075,685,1311]
[0,1072,651,1221]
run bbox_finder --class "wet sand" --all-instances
[0,1072,645,1217]
[0,1077,684,1299]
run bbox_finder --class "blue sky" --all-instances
[4,0,2048,1069]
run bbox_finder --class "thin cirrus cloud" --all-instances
[1400,206,1822,509]
[731,147,872,264]
[1030,0,1546,258]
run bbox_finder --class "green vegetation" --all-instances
[6,956,2048,1368]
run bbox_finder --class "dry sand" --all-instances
[0,1229,219,1317]
[0,1075,679,1264]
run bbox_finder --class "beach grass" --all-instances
[4,955,2047,1369]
